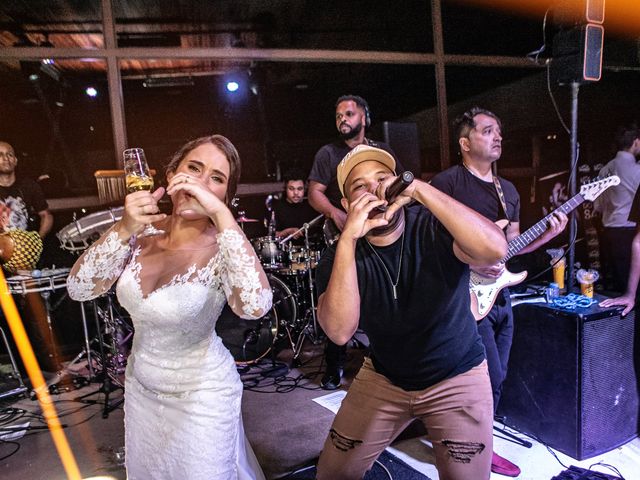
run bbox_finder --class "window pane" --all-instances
[121,61,436,182]
[442,3,547,56]
[113,0,433,52]
[0,59,112,198]
[0,0,103,49]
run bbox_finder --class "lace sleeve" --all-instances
[216,229,272,319]
[67,229,132,301]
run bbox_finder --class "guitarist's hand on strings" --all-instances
[542,211,569,241]
[471,262,505,279]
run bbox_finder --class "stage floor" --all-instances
[1,345,639,480]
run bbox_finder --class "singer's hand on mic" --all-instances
[378,176,416,222]
[342,192,389,240]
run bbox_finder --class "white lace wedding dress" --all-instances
[67,227,271,480]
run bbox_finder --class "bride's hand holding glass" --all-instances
[123,148,166,237]
[118,187,167,238]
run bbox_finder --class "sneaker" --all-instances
[320,365,343,390]
[491,452,521,477]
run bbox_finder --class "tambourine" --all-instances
[0,229,43,274]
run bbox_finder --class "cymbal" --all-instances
[236,215,259,223]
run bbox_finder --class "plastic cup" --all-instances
[579,272,595,298]
[580,282,594,298]
[553,258,566,290]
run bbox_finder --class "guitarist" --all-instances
[308,95,401,390]
[430,107,568,478]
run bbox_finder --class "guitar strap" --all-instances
[492,175,511,227]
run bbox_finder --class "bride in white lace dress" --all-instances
[67,135,272,480]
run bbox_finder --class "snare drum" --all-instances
[251,236,284,269]
[57,207,124,252]
[6,268,70,295]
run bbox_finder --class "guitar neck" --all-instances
[504,193,584,261]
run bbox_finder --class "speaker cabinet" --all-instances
[551,23,604,84]
[380,121,421,176]
[498,301,639,460]
[554,0,606,25]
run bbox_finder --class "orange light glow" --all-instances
[453,0,640,38]
[0,268,82,480]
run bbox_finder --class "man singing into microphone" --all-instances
[314,145,507,479]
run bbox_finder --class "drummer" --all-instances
[268,169,321,246]
[0,141,54,241]
[0,140,57,373]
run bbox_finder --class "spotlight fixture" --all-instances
[226,81,239,92]
[85,87,98,97]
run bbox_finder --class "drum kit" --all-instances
[224,213,326,365]
[1,202,324,400]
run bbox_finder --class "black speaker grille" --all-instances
[581,310,638,457]
[499,303,639,460]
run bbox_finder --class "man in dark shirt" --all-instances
[269,170,320,244]
[308,95,400,389]
[430,107,567,477]
[0,140,54,371]
[315,144,507,479]
[0,141,53,239]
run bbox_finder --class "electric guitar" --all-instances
[469,175,620,321]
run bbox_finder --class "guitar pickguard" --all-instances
[469,269,527,320]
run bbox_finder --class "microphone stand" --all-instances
[277,214,324,362]
[278,214,324,246]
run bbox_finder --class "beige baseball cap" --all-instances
[336,144,396,197]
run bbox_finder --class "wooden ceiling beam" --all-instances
[0,46,542,68]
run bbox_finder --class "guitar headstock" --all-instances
[580,175,620,202]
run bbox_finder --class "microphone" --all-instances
[377,171,414,211]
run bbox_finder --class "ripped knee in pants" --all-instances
[329,429,363,452]
[440,439,486,464]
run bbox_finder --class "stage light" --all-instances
[226,81,239,92]
[85,87,98,98]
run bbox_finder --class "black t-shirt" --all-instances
[430,164,519,302]
[628,188,640,223]
[315,205,485,391]
[429,164,520,224]
[0,178,49,231]
[308,139,401,207]
[271,198,323,245]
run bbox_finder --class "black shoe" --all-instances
[320,366,343,390]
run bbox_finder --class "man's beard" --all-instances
[339,122,363,141]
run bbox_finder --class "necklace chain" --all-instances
[365,231,405,300]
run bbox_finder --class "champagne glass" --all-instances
[123,147,165,237]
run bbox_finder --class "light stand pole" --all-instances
[567,81,580,292]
